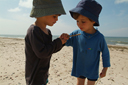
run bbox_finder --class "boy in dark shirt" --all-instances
[25,0,68,85]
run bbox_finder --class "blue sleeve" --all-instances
[101,36,111,67]
[65,32,74,46]
[65,30,80,46]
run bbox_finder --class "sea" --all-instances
[0,34,128,47]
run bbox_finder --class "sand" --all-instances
[0,37,128,85]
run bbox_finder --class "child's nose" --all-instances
[56,17,58,21]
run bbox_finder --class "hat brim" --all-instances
[69,7,99,26]
[30,6,66,18]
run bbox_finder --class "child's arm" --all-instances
[65,32,75,46]
[100,35,110,78]
[52,33,69,53]
[26,31,65,59]
[64,30,80,46]
[100,67,108,78]
[59,33,69,44]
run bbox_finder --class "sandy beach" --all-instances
[0,37,128,85]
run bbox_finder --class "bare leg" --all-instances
[77,77,85,85]
[87,80,96,85]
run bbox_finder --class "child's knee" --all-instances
[77,77,85,85]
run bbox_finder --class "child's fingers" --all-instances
[60,33,66,38]
[60,38,68,44]
[64,33,69,39]
[61,33,69,39]
[100,73,106,78]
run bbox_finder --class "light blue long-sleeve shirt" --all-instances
[65,29,110,79]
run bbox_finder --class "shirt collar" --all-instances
[80,29,99,39]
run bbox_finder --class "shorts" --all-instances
[79,76,97,81]
[42,79,48,85]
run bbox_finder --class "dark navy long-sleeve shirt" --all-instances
[25,24,63,85]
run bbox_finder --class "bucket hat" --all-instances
[30,0,66,17]
[70,0,102,26]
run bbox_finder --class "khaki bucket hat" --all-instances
[30,0,66,17]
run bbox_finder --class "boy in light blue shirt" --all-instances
[65,0,111,85]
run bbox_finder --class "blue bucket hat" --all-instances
[30,0,66,18]
[70,0,102,26]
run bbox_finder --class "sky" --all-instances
[0,0,128,37]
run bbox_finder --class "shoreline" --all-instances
[108,44,128,50]
[0,37,128,49]
[0,37,128,85]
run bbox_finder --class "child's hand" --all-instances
[100,67,108,78]
[59,33,69,44]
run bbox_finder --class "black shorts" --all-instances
[79,76,97,81]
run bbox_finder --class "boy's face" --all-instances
[41,14,60,26]
[76,15,95,33]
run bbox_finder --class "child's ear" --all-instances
[93,21,96,25]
